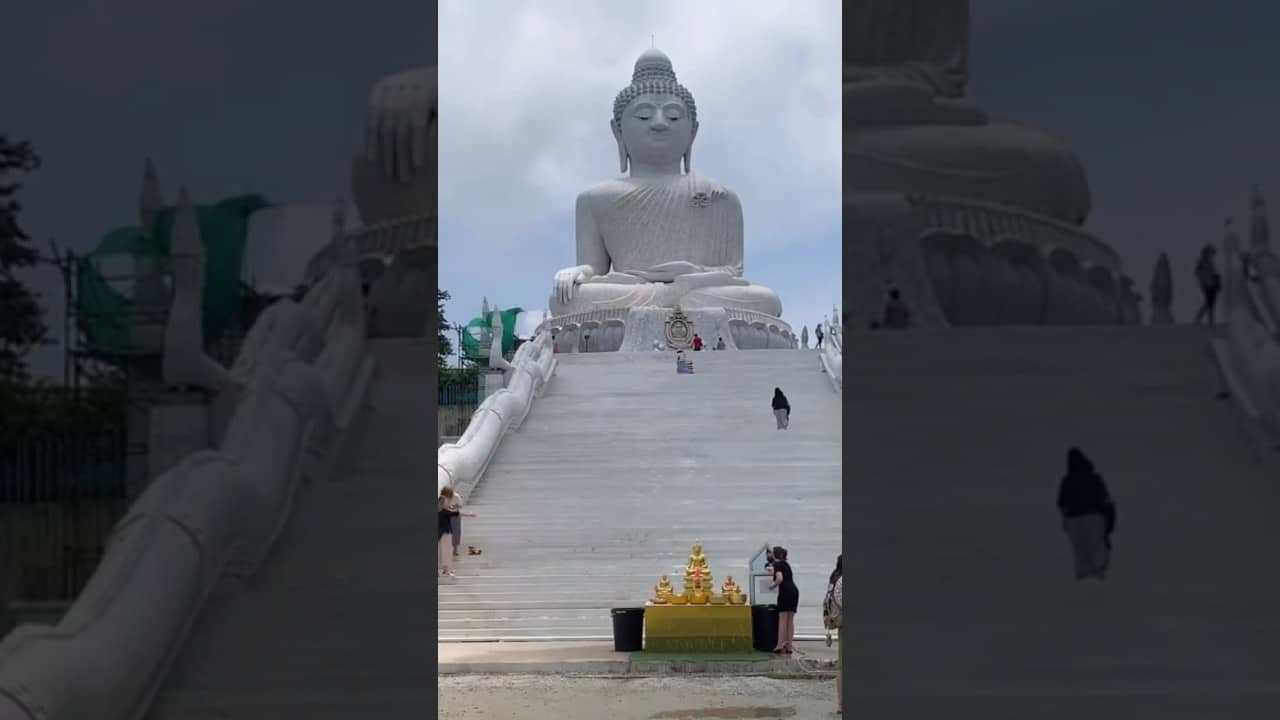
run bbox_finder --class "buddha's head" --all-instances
[612,48,699,175]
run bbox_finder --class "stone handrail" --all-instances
[438,329,557,498]
[0,258,374,720]
[819,307,842,390]
[1212,235,1280,435]
[1245,251,1280,338]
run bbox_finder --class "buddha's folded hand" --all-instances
[554,265,597,303]
[366,67,436,184]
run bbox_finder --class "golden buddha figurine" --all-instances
[684,541,713,591]
[687,541,709,572]
[722,576,747,605]
[689,577,710,605]
[653,575,674,603]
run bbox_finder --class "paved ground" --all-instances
[437,675,839,719]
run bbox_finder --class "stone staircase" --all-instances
[145,340,438,719]
[844,326,1280,711]
[439,349,843,640]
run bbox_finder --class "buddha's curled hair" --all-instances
[612,51,699,133]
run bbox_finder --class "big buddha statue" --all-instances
[546,49,793,351]
[845,0,1138,328]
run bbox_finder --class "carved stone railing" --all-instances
[437,328,557,498]
[546,305,795,352]
[819,306,842,391]
[909,195,1122,271]
[1211,233,1280,437]
[351,212,436,260]
[0,255,374,720]
[303,212,437,285]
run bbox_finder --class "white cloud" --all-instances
[438,0,841,333]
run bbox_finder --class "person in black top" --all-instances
[1193,243,1222,327]
[770,546,800,653]
[438,487,463,577]
[772,388,791,430]
[1056,447,1116,581]
[882,287,912,329]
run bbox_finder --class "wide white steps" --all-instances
[439,349,843,639]
[844,326,1280,705]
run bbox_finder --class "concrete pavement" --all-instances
[437,675,840,720]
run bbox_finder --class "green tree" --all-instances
[437,287,453,366]
[0,135,47,384]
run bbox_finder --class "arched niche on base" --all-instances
[991,239,1050,325]
[1085,265,1122,324]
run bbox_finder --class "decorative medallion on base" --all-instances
[664,306,694,350]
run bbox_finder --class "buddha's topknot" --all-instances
[612,48,699,131]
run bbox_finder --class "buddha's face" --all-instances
[617,93,694,168]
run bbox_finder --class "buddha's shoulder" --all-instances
[577,179,633,202]
[577,176,740,203]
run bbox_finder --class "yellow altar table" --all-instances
[643,603,753,653]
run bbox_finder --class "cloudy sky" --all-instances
[437,0,843,340]
[3,0,431,376]
[6,1,1280,376]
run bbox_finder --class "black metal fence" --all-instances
[438,374,481,438]
[1,425,130,603]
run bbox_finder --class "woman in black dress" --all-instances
[770,546,800,653]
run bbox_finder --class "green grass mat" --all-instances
[630,651,773,662]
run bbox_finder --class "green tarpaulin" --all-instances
[461,307,523,364]
[77,194,270,356]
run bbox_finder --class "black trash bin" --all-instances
[751,604,779,652]
[611,607,645,652]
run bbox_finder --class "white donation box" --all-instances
[748,543,776,606]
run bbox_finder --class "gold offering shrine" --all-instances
[644,541,752,653]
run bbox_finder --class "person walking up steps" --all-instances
[815,323,824,349]
[772,388,791,430]
[1194,244,1222,327]
[1056,447,1116,581]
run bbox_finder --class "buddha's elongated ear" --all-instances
[611,120,629,174]
[682,121,699,174]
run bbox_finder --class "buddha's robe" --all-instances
[550,174,783,317]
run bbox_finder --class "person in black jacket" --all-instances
[1056,447,1116,581]
[772,388,791,430]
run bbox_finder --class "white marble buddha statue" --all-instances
[550,49,782,318]
[845,0,1092,226]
